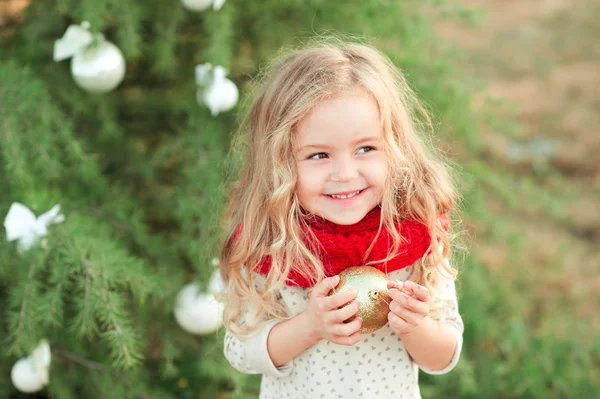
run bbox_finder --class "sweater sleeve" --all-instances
[418,259,464,375]
[223,268,294,377]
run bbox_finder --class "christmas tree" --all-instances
[0,0,493,398]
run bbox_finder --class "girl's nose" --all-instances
[331,157,359,182]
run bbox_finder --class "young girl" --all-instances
[220,39,464,399]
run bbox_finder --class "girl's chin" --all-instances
[318,208,372,225]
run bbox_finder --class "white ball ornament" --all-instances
[71,40,126,93]
[11,340,51,393]
[174,283,223,335]
[181,0,226,11]
[12,359,46,393]
[181,0,212,11]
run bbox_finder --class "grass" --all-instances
[424,1,600,397]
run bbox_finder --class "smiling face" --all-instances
[294,86,388,225]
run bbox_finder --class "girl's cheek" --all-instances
[306,167,329,181]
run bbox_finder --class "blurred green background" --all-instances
[0,0,598,398]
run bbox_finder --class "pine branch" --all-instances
[74,256,143,369]
[40,279,64,327]
[52,346,152,399]
[5,262,41,356]
[98,284,137,367]
[71,261,98,339]
[16,263,36,335]
[1,110,31,186]
[77,207,137,234]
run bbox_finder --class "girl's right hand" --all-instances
[303,275,363,346]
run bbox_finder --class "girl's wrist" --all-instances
[299,310,322,345]
[398,315,435,339]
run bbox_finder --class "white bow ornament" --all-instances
[195,63,239,117]
[53,22,94,62]
[4,202,65,252]
[54,21,126,93]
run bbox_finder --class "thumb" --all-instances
[311,275,340,298]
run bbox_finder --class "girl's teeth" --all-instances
[329,190,360,199]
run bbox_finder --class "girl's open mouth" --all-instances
[325,189,366,203]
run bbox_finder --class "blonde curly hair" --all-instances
[220,37,460,339]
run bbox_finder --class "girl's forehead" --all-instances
[295,88,382,147]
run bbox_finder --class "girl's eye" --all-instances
[357,146,375,154]
[308,152,328,160]
[307,146,375,160]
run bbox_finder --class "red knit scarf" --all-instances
[255,206,445,288]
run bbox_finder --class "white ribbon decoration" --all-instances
[4,203,65,251]
[53,21,94,62]
[196,64,239,116]
[195,63,213,87]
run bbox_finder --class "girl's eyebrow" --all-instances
[297,136,379,152]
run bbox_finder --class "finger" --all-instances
[402,281,430,302]
[311,275,340,298]
[386,280,402,290]
[324,288,358,310]
[390,292,429,316]
[387,287,406,303]
[332,331,361,346]
[332,317,362,337]
[389,305,421,326]
[388,298,403,316]
[328,299,360,323]
[388,312,411,334]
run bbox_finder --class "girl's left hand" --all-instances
[386,280,430,336]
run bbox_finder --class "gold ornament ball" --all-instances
[328,265,391,333]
